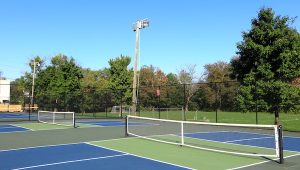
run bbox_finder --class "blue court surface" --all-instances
[0,113,32,119]
[184,131,300,152]
[78,120,157,127]
[0,125,30,133]
[0,143,190,170]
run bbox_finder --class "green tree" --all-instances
[10,77,26,105]
[165,73,183,108]
[81,68,110,113]
[230,8,300,124]
[35,54,83,112]
[108,55,133,105]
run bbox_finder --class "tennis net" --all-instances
[125,115,283,163]
[38,111,76,128]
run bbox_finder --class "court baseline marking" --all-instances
[228,153,300,170]
[0,142,192,170]
[13,154,128,170]
[86,142,193,170]
[182,131,300,153]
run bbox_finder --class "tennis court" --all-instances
[1,116,300,169]
[0,143,189,170]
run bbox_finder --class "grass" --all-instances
[134,110,300,132]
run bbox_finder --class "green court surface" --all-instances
[16,122,95,131]
[91,137,298,170]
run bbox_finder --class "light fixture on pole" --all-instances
[31,61,40,114]
[132,19,149,115]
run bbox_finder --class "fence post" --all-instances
[215,82,218,123]
[105,96,108,118]
[255,81,258,124]
[137,92,140,116]
[158,86,161,119]
[183,84,186,121]
[120,90,123,118]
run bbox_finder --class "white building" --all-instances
[0,80,10,103]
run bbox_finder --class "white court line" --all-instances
[225,136,274,143]
[183,131,231,135]
[283,135,300,139]
[0,123,109,134]
[1,141,192,170]
[180,135,278,152]
[228,153,300,170]
[181,131,300,152]
[10,124,33,131]
[183,131,273,138]
[85,142,194,170]
[181,133,300,155]
[76,123,104,127]
[0,125,31,130]
[178,131,276,151]
[0,143,86,152]
[13,154,128,170]
[225,130,274,137]
[0,137,140,152]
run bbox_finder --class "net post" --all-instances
[125,116,129,137]
[278,125,284,164]
[53,112,55,124]
[73,112,76,128]
[37,110,40,123]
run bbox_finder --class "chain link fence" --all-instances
[1,82,299,130]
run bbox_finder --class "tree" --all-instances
[204,61,231,82]
[138,65,169,108]
[10,78,26,104]
[81,68,110,113]
[18,56,45,107]
[177,65,198,111]
[230,8,300,124]
[108,55,133,105]
[165,73,183,108]
[203,61,239,111]
[35,54,83,111]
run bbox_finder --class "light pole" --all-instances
[132,19,149,115]
[31,61,39,113]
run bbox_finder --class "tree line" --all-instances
[8,8,300,123]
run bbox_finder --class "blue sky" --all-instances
[0,0,299,80]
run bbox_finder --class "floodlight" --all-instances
[132,24,137,32]
[132,19,150,32]
[142,19,149,28]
